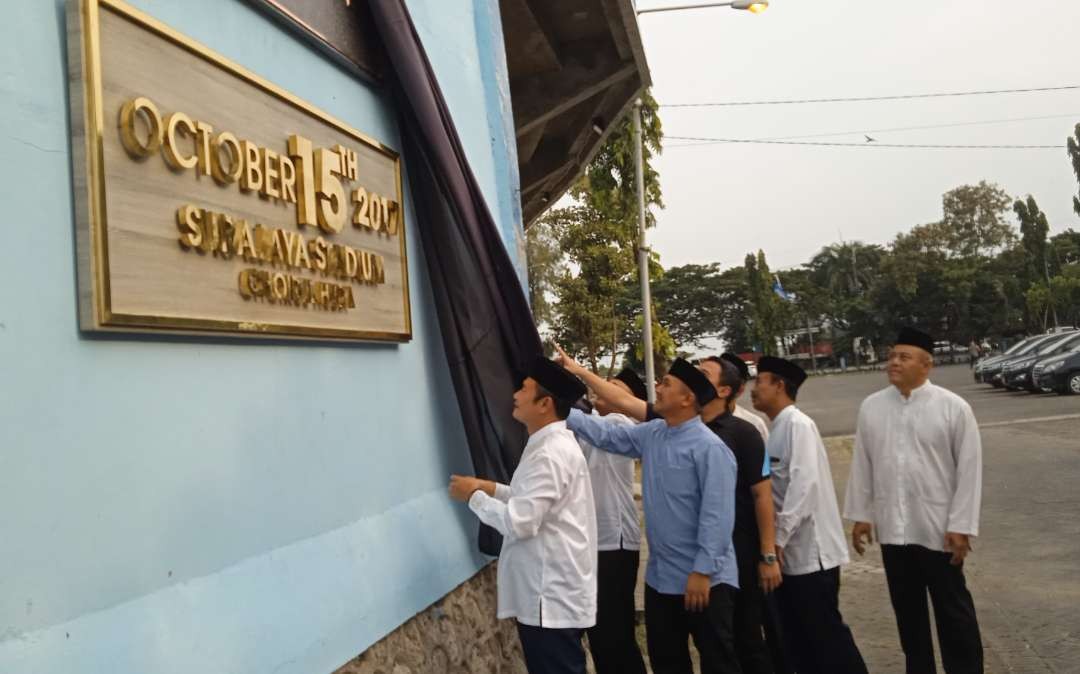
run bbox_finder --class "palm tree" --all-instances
[807,242,883,297]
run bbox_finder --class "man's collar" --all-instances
[773,404,797,422]
[666,414,705,431]
[892,379,932,401]
[526,419,567,447]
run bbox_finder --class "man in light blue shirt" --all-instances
[566,357,741,674]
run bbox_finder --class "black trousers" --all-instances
[775,567,868,674]
[881,544,984,674]
[733,539,776,674]
[587,549,647,674]
[761,590,793,674]
[644,583,742,674]
[516,622,586,674]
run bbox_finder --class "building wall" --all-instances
[0,1,519,672]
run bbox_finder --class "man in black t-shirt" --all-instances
[555,345,783,674]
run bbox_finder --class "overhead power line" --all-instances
[665,112,1080,147]
[666,112,1080,148]
[661,84,1080,108]
[665,137,1062,150]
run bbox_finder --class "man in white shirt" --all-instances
[721,353,770,443]
[449,357,597,674]
[844,327,984,674]
[581,368,647,674]
[752,356,867,674]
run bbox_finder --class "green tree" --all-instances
[939,181,1015,259]
[1026,274,1080,330]
[713,266,755,352]
[1014,195,1051,287]
[650,263,730,348]
[622,315,677,376]
[1068,124,1080,216]
[524,216,564,327]
[804,241,886,355]
[539,91,664,371]
[806,242,883,297]
[1051,229,1080,267]
[744,250,786,354]
[574,89,664,227]
[874,225,969,342]
[865,182,1023,342]
[544,204,638,371]
[980,247,1027,336]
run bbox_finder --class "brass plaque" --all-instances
[67,0,411,342]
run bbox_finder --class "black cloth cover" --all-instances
[369,1,544,555]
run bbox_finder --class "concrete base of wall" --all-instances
[333,563,528,674]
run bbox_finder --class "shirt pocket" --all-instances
[662,465,699,497]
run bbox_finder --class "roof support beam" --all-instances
[513,61,637,138]
[517,123,546,164]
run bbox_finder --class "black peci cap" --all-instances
[895,326,934,355]
[668,357,717,407]
[757,356,808,389]
[614,367,649,401]
[720,352,751,382]
[525,357,588,403]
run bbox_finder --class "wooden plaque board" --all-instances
[67,0,411,342]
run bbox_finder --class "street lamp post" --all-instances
[633,0,768,400]
[637,1,769,15]
[632,100,656,402]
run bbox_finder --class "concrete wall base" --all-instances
[333,563,527,674]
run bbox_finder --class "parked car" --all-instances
[1002,332,1080,391]
[974,335,1041,384]
[979,333,1068,387]
[933,341,968,365]
[1032,342,1080,395]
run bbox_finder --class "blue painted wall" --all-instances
[0,1,522,672]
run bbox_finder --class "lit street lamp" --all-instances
[632,0,768,401]
[637,1,769,16]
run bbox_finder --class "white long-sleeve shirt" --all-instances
[580,412,641,551]
[468,420,598,628]
[734,403,770,442]
[843,381,982,551]
[768,405,850,576]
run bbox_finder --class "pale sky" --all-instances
[638,0,1080,271]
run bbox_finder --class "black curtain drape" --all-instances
[369,2,544,555]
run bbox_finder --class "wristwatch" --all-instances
[760,552,778,565]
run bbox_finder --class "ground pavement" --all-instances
[627,364,1079,673]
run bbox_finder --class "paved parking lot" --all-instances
[776,362,1080,438]
[805,365,1080,673]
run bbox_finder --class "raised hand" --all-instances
[553,343,584,374]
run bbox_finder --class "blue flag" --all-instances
[773,275,794,302]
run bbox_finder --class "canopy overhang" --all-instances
[499,0,651,226]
